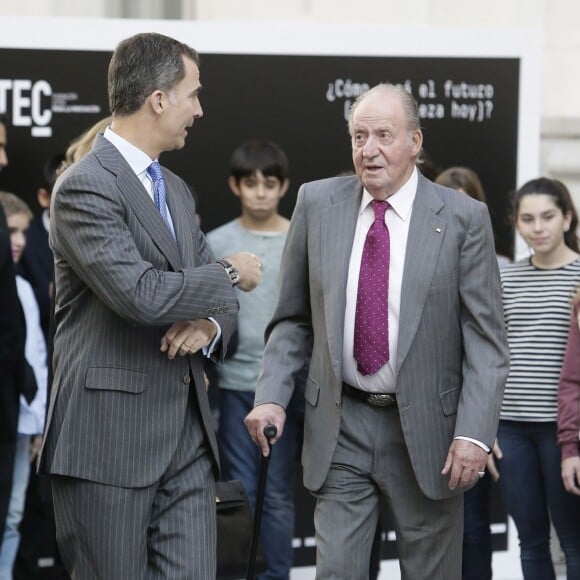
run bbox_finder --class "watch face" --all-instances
[229,267,240,284]
[217,259,239,285]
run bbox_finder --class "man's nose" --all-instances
[362,136,378,158]
[0,150,8,169]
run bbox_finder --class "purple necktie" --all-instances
[354,200,390,376]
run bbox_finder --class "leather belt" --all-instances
[342,383,397,408]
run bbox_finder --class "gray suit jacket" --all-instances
[40,135,238,488]
[255,173,509,500]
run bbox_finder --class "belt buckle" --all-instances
[367,393,396,408]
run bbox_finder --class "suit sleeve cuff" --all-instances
[454,436,491,454]
[202,317,221,358]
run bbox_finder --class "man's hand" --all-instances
[160,319,217,360]
[441,439,488,491]
[561,456,580,495]
[486,440,502,482]
[30,435,43,463]
[226,252,262,292]
[244,403,286,457]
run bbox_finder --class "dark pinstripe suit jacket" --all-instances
[40,135,237,487]
[255,173,509,500]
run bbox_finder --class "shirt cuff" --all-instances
[202,317,221,358]
[454,436,491,454]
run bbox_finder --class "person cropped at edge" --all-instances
[0,118,28,554]
[498,177,580,580]
[0,193,48,580]
[39,32,261,580]
[558,290,580,497]
[245,83,509,580]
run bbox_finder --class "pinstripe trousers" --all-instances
[51,393,216,580]
[312,393,463,580]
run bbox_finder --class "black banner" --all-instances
[1,49,518,257]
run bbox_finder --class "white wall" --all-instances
[1,0,579,190]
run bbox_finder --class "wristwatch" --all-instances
[216,258,240,286]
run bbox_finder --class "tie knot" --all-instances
[371,199,389,222]
[147,161,163,183]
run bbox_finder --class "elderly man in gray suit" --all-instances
[245,83,509,579]
[40,33,261,579]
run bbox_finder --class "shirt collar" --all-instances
[104,126,154,177]
[359,166,418,222]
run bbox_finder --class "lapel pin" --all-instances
[435,227,442,233]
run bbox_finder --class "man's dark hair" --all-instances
[108,32,200,116]
[229,140,289,184]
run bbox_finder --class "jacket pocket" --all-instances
[85,366,148,394]
[439,387,461,416]
[304,377,320,407]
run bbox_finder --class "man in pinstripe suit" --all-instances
[245,84,509,579]
[40,33,261,579]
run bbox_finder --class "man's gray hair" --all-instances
[347,83,421,135]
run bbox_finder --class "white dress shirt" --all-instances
[342,168,418,393]
[341,168,489,453]
[104,127,176,234]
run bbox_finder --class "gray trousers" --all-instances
[51,398,215,580]
[312,393,463,580]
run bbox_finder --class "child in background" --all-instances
[0,192,47,580]
[207,140,301,580]
[498,177,580,580]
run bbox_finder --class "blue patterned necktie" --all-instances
[353,200,390,375]
[147,161,175,238]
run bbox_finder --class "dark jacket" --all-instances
[0,208,26,443]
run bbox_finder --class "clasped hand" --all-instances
[160,319,217,360]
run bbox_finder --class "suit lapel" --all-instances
[166,181,197,268]
[321,178,361,378]
[397,175,445,370]
[95,137,183,271]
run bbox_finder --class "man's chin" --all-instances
[169,137,187,152]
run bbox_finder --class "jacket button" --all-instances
[183,375,191,384]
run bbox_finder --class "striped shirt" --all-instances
[500,257,580,421]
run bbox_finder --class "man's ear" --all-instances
[411,129,423,157]
[228,176,241,197]
[149,90,166,115]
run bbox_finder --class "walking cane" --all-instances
[246,424,278,580]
